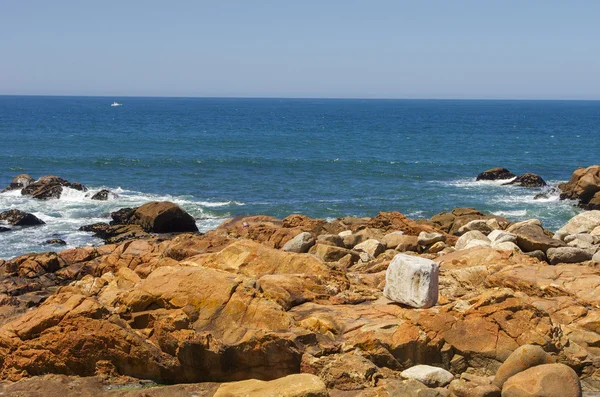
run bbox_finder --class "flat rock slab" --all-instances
[401,364,454,387]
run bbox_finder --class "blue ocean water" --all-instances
[1,96,599,259]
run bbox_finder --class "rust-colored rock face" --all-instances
[559,165,600,206]
[0,208,597,395]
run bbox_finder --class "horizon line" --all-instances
[1,94,600,101]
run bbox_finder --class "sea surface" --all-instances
[1,96,599,259]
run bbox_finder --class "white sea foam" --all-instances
[0,186,242,260]
[492,209,527,217]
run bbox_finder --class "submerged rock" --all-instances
[90,189,112,200]
[383,253,439,308]
[476,167,516,181]
[43,239,67,246]
[0,209,45,226]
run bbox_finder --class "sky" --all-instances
[1,1,599,99]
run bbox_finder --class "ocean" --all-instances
[1,96,598,259]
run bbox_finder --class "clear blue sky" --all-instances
[1,1,599,99]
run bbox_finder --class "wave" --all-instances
[0,185,242,259]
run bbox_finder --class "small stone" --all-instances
[383,253,439,308]
[354,238,385,257]
[43,239,67,246]
[488,230,517,244]
[418,231,445,247]
[282,232,315,253]
[90,189,112,200]
[427,241,446,254]
[455,230,490,250]
[317,234,344,247]
[458,219,494,235]
[492,241,522,253]
[401,364,454,387]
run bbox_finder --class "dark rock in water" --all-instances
[110,207,136,225]
[0,209,45,226]
[476,167,516,181]
[79,222,150,243]
[533,187,558,200]
[90,189,111,201]
[504,173,547,187]
[43,239,66,246]
[0,226,10,232]
[1,174,35,192]
[21,175,87,200]
[583,191,600,210]
[79,222,112,239]
[130,201,199,233]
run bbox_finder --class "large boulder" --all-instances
[559,165,600,205]
[506,219,565,253]
[555,210,600,239]
[493,344,554,389]
[129,201,198,233]
[429,208,509,236]
[457,219,494,235]
[20,175,87,200]
[477,167,516,181]
[383,254,439,308]
[0,209,45,226]
[503,173,547,187]
[1,174,34,192]
[500,363,581,397]
[585,191,600,210]
[546,247,594,265]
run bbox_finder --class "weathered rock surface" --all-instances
[458,219,495,236]
[418,232,446,247]
[546,246,594,265]
[559,165,600,206]
[493,344,554,389]
[501,363,581,397]
[90,189,112,200]
[503,173,547,187]
[477,168,516,181]
[129,202,198,233]
[20,175,87,200]
[455,230,490,250]
[555,211,600,240]
[213,374,328,397]
[282,232,315,253]
[1,208,600,394]
[1,174,34,192]
[429,208,509,236]
[401,364,454,387]
[0,209,45,227]
[383,254,439,308]
[506,219,565,253]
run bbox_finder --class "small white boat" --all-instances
[111,102,122,107]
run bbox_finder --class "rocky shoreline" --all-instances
[0,167,600,396]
